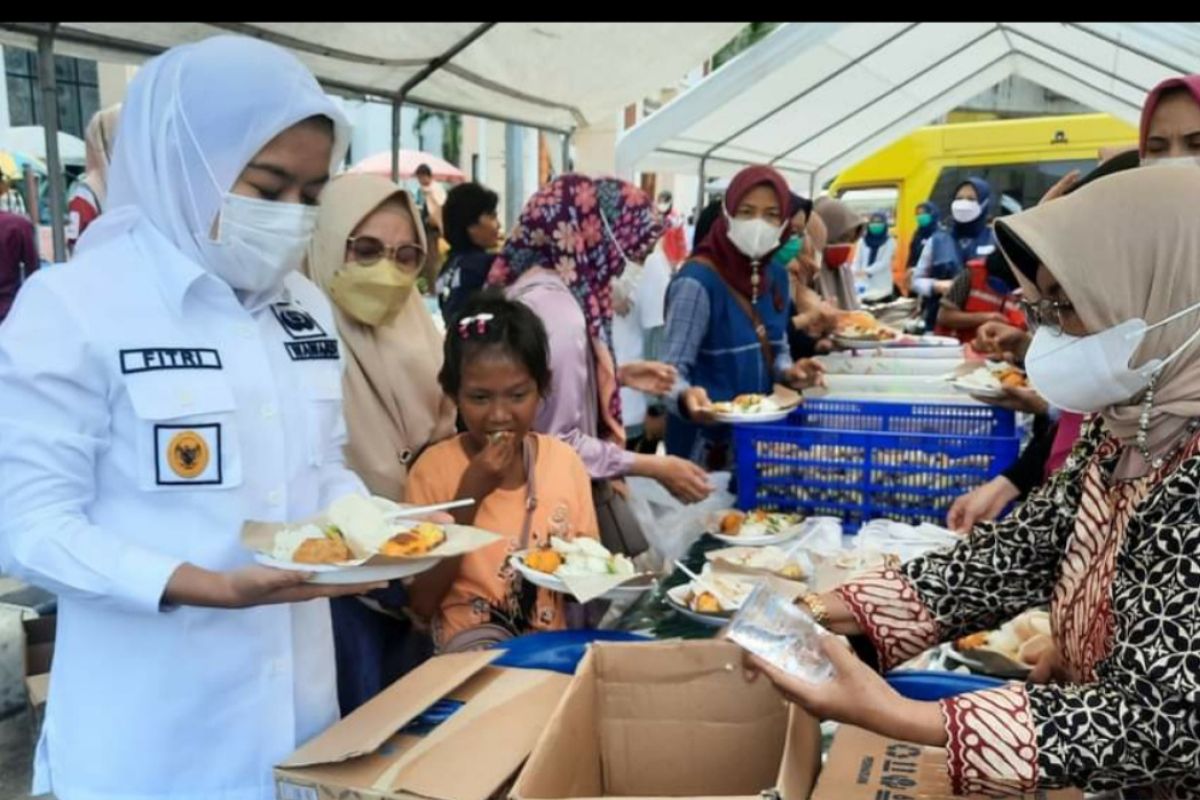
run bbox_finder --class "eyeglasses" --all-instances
[1018,297,1075,330]
[345,236,425,269]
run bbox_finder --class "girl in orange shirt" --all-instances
[407,291,599,651]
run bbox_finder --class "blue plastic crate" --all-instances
[734,400,1020,531]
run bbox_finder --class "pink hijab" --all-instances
[1138,74,1200,156]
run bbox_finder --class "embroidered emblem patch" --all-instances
[271,303,327,340]
[154,423,222,485]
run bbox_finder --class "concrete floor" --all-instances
[0,708,36,799]
[0,577,52,800]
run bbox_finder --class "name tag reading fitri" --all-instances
[120,348,222,374]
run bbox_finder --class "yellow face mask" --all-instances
[328,259,418,326]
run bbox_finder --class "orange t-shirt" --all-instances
[406,433,599,646]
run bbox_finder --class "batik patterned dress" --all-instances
[837,419,1200,798]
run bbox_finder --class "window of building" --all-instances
[4,46,100,138]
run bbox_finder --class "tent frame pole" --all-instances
[37,24,67,262]
[390,22,495,181]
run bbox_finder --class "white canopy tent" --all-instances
[616,22,1200,204]
[0,21,745,258]
[0,127,85,166]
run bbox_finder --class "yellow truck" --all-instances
[828,113,1137,284]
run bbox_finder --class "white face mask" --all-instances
[657,202,672,214]
[1025,300,1200,413]
[1142,155,1200,168]
[200,193,318,294]
[599,205,642,278]
[950,199,982,224]
[724,209,785,261]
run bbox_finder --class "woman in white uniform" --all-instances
[0,36,381,800]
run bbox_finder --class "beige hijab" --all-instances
[813,197,862,310]
[82,104,121,209]
[995,166,1200,466]
[305,173,457,501]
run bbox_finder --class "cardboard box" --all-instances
[275,650,571,800]
[22,613,55,735]
[811,725,1082,800]
[513,639,822,800]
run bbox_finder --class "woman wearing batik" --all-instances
[747,166,1200,798]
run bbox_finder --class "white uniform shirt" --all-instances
[613,249,672,429]
[0,218,365,800]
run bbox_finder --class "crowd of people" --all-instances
[0,32,1199,800]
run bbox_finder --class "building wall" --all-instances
[97,61,138,108]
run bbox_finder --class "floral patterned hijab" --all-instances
[489,174,661,353]
[488,175,662,432]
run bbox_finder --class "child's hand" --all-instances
[460,432,522,500]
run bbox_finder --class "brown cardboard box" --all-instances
[811,725,1082,800]
[512,640,822,800]
[22,614,55,735]
[275,650,571,800]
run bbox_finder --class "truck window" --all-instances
[927,160,1096,217]
[834,186,899,226]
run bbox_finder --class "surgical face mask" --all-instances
[724,209,785,261]
[774,234,803,265]
[202,194,318,294]
[823,243,854,269]
[657,202,672,214]
[328,259,418,326]
[950,199,982,224]
[867,222,887,236]
[599,206,641,276]
[1024,300,1200,413]
[916,212,933,228]
[1142,155,1200,168]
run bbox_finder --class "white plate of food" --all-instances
[949,362,1029,399]
[708,509,806,546]
[836,333,961,350]
[664,570,758,628]
[947,609,1051,679]
[708,394,795,424]
[510,537,655,600]
[252,518,448,584]
[246,494,499,585]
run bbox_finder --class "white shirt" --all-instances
[851,236,897,302]
[0,219,364,800]
[612,249,672,429]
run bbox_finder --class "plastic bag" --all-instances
[624,471,734,571]
[855,519,959,564]
[725,579,833,683]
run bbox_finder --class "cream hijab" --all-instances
[812,197,863,311]
[305,173,457,500]
[995,166,1200,466]
[82,103,121,209]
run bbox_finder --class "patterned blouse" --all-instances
[837,419,1200,798]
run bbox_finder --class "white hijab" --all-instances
[79,35,350,280]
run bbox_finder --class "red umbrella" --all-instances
[349,149,466,183]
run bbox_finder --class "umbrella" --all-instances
[349,149,466,183]
[0,149,46,180]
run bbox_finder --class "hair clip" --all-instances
[457,313,495,338]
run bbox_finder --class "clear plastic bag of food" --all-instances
[725,579,834,683]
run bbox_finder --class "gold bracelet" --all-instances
[800,593,830,627]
